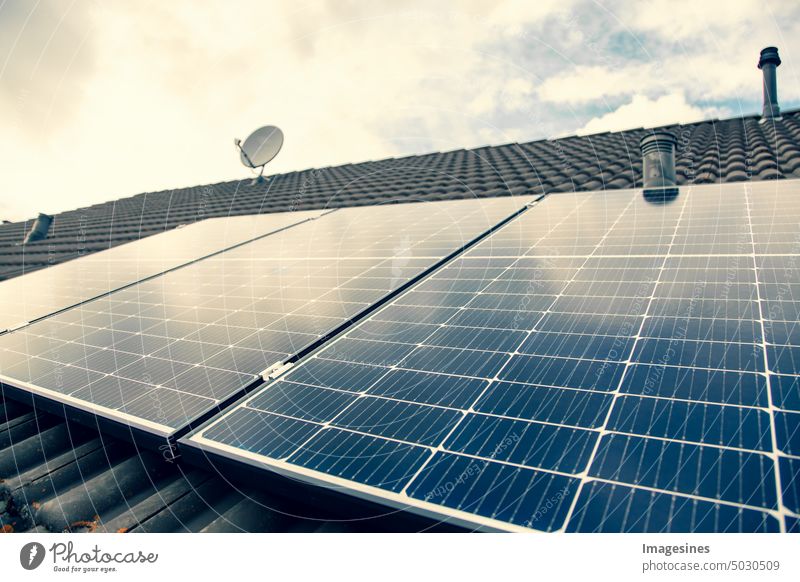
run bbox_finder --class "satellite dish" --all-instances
[234,125,284,184]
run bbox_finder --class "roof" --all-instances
[2,111,799,281]
[1,111,799,533]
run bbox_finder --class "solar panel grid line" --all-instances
[396,192,652,498]
[255,397,594,468]
[209,203,572,450]
[567,479,782,533]
[588,433,779,512]
[229,193,598,468]
[610,386,770,413]
[0,209,325,334]
[184,183,799,532]
[310,208,591,354]
[0,373,202,435]
[186,190,622,531]
[564,188,783,527]
[744,184,792,528]
[260,373,625,430]
[582,475,782,517]
[221,400,596,486]
[3,334,264,410]
[440,190,764,520]
[592,426,771,456]
[525,326,761,356]
[512,190,684,530]
[566,192,756,528]
[0,196,535,443]
[241,407,389,451]
[274,379,463,415]
[188,433,544,533]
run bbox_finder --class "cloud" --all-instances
[628,0,785,40]
[0,0,96,134]
[537,64,653,104]
[576,92,728,135]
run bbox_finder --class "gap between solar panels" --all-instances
[0,195,538,454]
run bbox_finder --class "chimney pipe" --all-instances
[23,213,53,244]
[758,46,781,121]
[640,131,677,193]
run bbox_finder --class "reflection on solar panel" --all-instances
[185,181,799,533]
[0,210,322,332]
[0,197,530,442]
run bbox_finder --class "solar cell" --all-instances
[0,196,530,443]
[0,210,322,332]
[185,181,799,532]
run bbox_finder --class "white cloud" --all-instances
[0,0,96,134]
[467,77,536,116]
[576,92,728,135]
[537,64,654,104]
[629,0,780,40]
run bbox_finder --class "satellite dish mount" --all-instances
[235,125,284,185]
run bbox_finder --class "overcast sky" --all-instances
[1,0,798,221]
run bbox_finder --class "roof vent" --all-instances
[640,131,677,196]
[758,46,782,121]
[23,213,53,244]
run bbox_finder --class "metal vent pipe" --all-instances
[640,131,677,192]
[758,46,782,120]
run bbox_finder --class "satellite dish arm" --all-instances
[234,138,258,168]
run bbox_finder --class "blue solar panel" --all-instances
[606,396,772,451]
[566,481,779,533]
[406,453,575,531]
[0,197,529,440]
[589,433,777,508]
[184,181,798,532]
[0,210,322,332]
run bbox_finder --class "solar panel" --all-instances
[0,210,323,332]
[0,196,530,444]
[184,181,798,533]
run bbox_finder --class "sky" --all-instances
[1,0,799,221]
